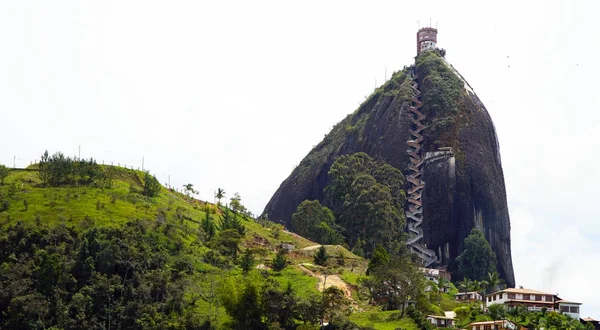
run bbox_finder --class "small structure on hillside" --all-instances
[455,291,482,302]
[468,320,517,330]
[427,311,456,328]
[581,317,600,330]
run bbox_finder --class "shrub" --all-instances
[272,250,287,271]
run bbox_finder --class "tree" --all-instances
[182,183,197,199]
[455,228,498,282]
[209,229,242,258]
[325,152,407,256]
[229,192,245,213]
[215,188,225,205]
[488,304,506,330]
[142,172,161,197]
[313,246,329,266]
[0,164,8,185]
[240,249,255,274]
[291,200,343,245]
[365,255,423,317]
[485,271,504,294]
[367,244,390,275]
[321,286,350,326]
[272,250,287,272]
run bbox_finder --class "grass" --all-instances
[349,310,418,330]
[270,266,321,299]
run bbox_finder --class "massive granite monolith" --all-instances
[262,51,515,287]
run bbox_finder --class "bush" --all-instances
[142,172,161,197]
[0,199,9,212]
[272,250,287,271]
[314,245,329,266]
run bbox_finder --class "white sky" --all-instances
[1,0,598,319]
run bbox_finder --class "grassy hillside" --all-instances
[0,164,489,330]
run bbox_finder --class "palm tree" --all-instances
[183,183,197,198]
[486,271,504,293]
[215,188,225,205]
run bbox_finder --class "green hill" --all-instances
[0,163,379,329]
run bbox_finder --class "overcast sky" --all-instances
[1,0,598,319]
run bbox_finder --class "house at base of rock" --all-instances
[427,311,456,328]
[485,288,582,320]
[468,320,517,330]
[455,291,482,302]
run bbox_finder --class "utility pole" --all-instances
[141,156,144,171]
[385,66,387,81]
[13,156,15,169]
[78,145,81,160]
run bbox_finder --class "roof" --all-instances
[456,291,481,295]
[582,317,598,322]
[504,299,554,305]
[445,311,457,318]
[489,288,555,296]
[469,320,515,326]
[556,300,582,305]
[427,315,455,320]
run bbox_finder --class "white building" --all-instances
[557,300,582,320]
[486,288,582,319]
[455,291,482,302]
[469,320,517,330]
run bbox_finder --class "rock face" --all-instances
[262,51,515,286]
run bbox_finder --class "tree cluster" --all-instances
[325,152,406,256]
[455,228,498,282]
[39,150,103,186]
[290,200,344,245]
[219,274,355,330]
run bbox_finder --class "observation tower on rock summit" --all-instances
[417,27,437,55]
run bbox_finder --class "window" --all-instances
[560,306,570,313]
[570,306,579,313]
[508,293,516,299]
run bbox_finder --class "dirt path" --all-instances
[297,263,352,299]
[300,245,322,251]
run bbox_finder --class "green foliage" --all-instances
[313,245,329,266]
[0,198,9,212]
[142,171,161,197]
[0,164,8,184]
[240,248,255,274]
[215,188,225,205]
[455,229,498,282]
[272,250,288,272]
[406,305,435,330]
[291,200,344,245]
[367,244,390,275]
[209,229,242,258]
[362,254,424,318]
[326,152,406,256]
[416,51,463,118]
[488,303,506,323]
[0,219,211,329]
[39,150,103,186]
[218,208,246,235]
